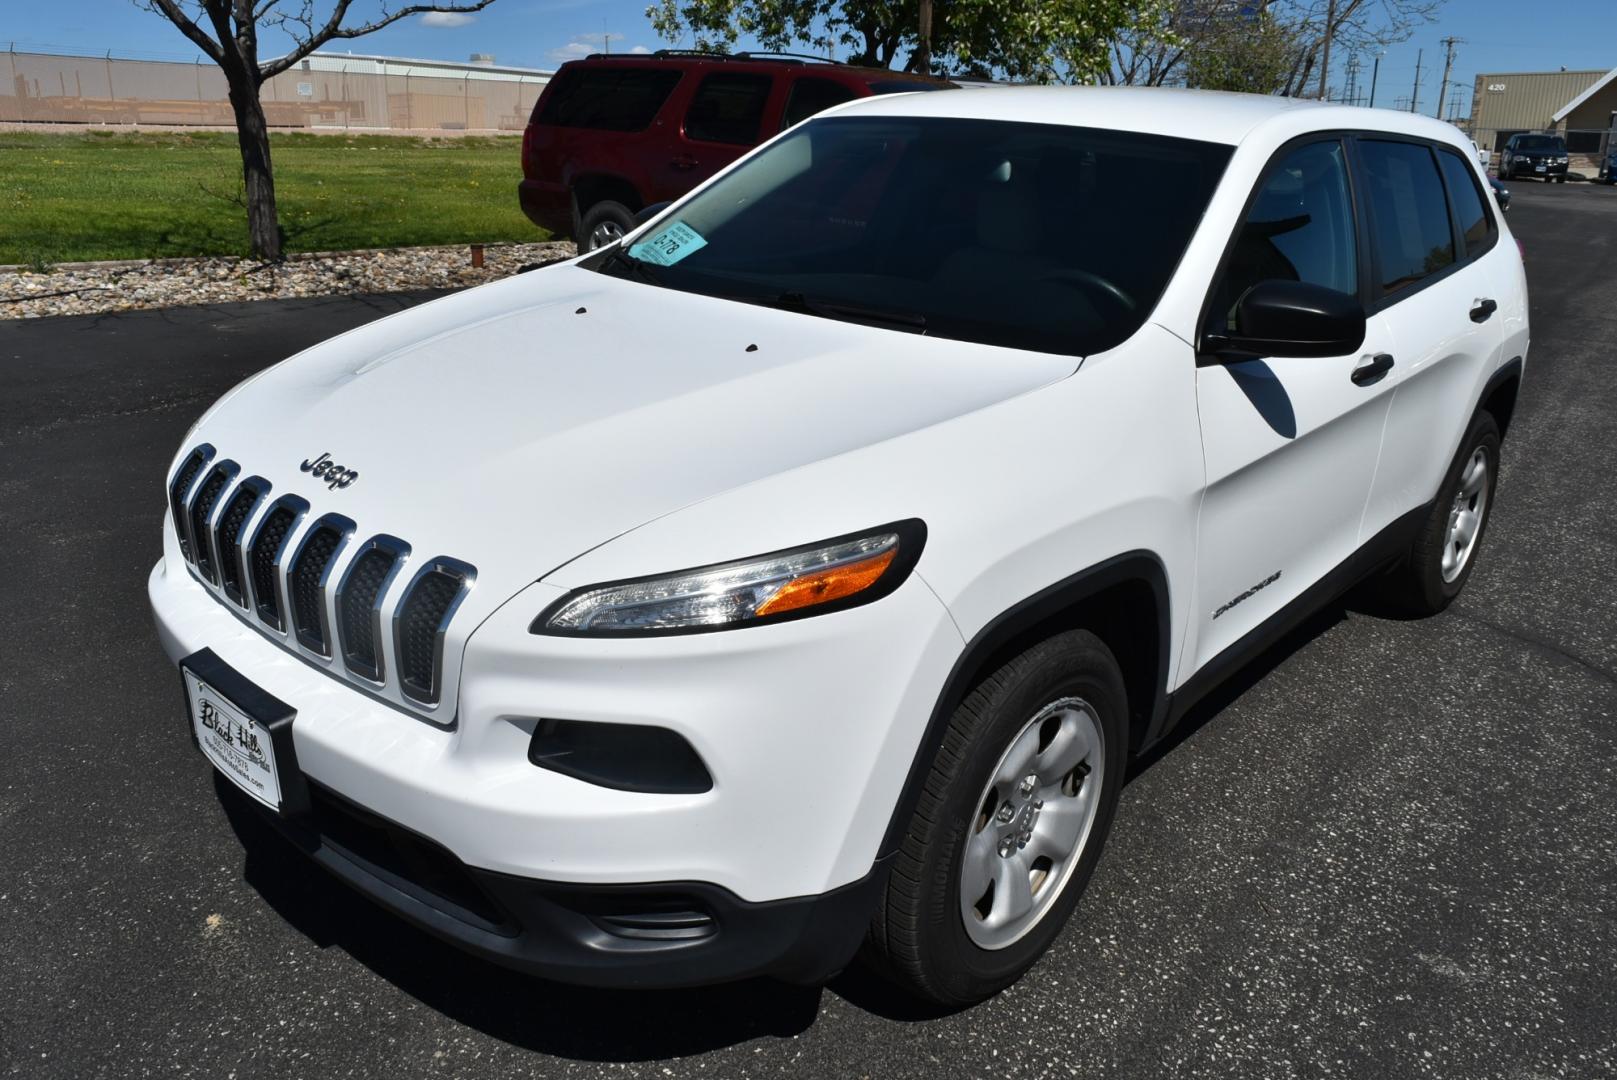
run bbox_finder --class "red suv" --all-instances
[520,51,954,250]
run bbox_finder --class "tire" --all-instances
[577,200,636,253]
[1382,411,1501,616]
[863,629,1128,1007]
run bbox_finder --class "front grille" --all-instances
[171,445,475,717]
[187,465,233,584]
[289,517,352,656]
[168,445,212,560]
[215,480,265,607]
[336,539,408,682]
[248,501,303,631]
[396,561,474,705]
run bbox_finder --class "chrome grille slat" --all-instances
[168,444,214,561]
[188,462,237,586]
[394,557,477,707]
[213,477,269,608]
[335,536,411,684]
[246,495,309,633]
[288,514,355,657]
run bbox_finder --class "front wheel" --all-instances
[862,630,1128,1007]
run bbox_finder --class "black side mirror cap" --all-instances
[633,201,673,227]
[1203,280,1366,361]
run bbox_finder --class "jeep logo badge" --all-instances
[300,451,358,490]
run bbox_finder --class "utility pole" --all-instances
[1369,51,1383,107]
[1411,48,1423,113]
[1344,54,1360,105]
[1318,0,1338,100]
[1436,37,1463,119]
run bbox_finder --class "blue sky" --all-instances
[5,0,1613,117]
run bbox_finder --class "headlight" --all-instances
[533,520,926,636]
[1557,156,1568,163]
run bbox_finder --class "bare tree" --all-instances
[139,0,497,260]
[1110,0,1442,97]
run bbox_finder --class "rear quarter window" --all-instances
[1435,148,1496,255]
[536,68,682,132]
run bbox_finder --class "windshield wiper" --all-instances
[751,290,927,332]
[598,244,663,286]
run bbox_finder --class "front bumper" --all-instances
[150,536,962,984]
[1507,159,1567,179]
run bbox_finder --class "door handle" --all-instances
[670,155,698,171]
[1351,353,1395,386]
[1470,298,1498,322]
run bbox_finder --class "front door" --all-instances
[1188,137,1398,672]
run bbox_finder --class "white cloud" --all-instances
[547,32,651,63]
[420,11,476,28]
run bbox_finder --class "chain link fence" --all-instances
[1,47,550,132]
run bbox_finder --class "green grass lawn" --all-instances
[0,129,544,266]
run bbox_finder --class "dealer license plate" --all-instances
[186,672,282,811]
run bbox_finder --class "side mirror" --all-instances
[633,201,673,227]
[1204,280,1366,360]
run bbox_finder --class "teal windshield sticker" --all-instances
[629,221,708,266]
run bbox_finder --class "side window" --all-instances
[1208,139,1358,335]
[684,73,774,145]
[535,68,682,132]
[1359,140,1456,297]
[780,77,858,131]
[1435,147,1495,255]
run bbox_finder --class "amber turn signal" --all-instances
[755,548,898,617]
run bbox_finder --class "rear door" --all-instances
[1188,137,1399,672]
[1357,139,1512,535]
[656,70,777,193]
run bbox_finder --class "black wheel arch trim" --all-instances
[1478,355,1524,440]
[875,550,1172,862]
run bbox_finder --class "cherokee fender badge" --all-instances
[1213,570,1281,620]
[300,451,359,491]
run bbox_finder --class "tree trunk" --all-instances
[914,0,933,75]
[226,74,281,261]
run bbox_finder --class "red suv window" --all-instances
[685,73,774,145]
[537,68,682,132]
[780,77,858,132]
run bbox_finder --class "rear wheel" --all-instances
[863,630,1127,1007]
[578,200,635,252]
[1381,411,1500,616]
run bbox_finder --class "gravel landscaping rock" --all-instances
[0,240,576,320]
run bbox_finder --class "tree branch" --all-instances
[258,0,495,78]
[138,0,226,64]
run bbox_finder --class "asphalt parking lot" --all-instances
[2,180,1615,1079]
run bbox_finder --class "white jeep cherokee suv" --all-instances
[149,87,1527,1005]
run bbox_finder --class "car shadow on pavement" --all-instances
[216,775,825,1061]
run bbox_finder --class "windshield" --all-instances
[596,116,1232,356]
[1515,135,1564,151]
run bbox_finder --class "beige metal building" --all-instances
[1470,66,1616,169]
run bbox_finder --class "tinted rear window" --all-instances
[1359,140,1455,297]
[1436,148,1494,253]
[536,68,681,131]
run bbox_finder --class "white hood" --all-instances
[189,265,1075,605]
